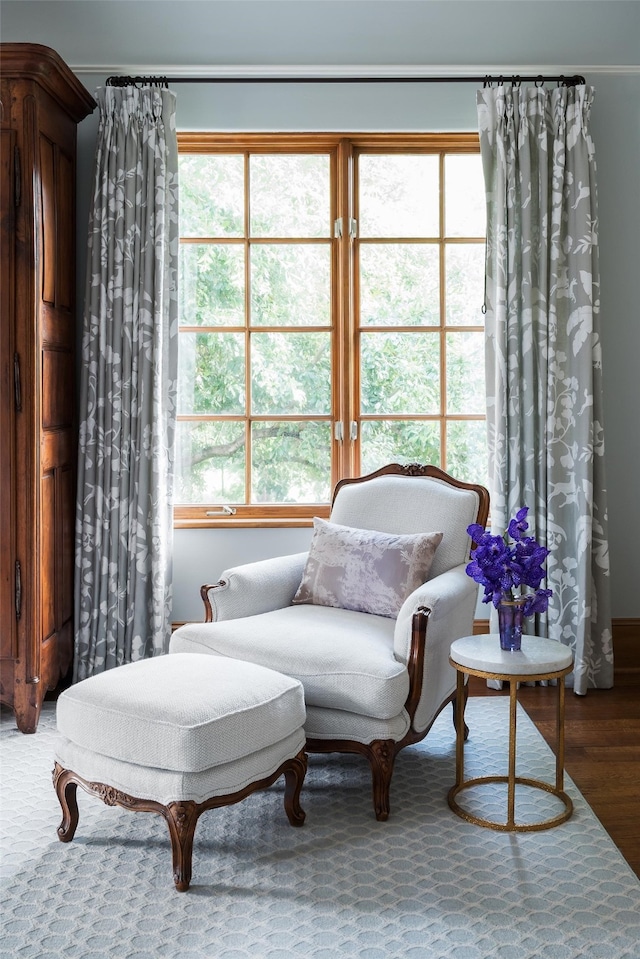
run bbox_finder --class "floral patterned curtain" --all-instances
[74,86,179,680]
[476,84,613,693]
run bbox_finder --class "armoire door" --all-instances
[1,128,17,680]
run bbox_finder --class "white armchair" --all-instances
[170,464,489,821]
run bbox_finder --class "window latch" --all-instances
[334,422,344,442]
[334,218,357,238]
[350,421,358,441]
[205,505,237,516]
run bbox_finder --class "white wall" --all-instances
[4,1,639,624]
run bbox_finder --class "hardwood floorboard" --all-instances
[468,678,640,879]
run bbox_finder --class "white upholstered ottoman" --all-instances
[53,654,307,891]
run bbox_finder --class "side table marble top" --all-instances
[450,633,573,678]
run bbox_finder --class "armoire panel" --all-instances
[41,427,73,472]
[41,302,74,350]
[57,149,73,310]
[41,470,56,642]
[40,134,56,305]
[42,348,73,429]
[60,463,75,626]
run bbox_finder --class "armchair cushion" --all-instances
[291,518,443,618]
[170,605,410,720]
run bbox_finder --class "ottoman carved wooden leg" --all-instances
[53,747,308,891]
[164,801,200,892]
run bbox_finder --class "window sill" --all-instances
[173,505,330,530]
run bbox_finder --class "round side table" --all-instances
[448,634,574,832]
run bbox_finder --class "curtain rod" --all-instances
[105,72,586,88]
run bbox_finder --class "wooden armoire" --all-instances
[0,44,95,732]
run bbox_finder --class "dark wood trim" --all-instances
[53,751,307,892]
[612,618,640,684]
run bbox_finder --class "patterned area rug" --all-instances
[1,697,639,959]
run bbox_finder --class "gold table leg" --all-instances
[507,678,517,828]
[447,666,574,832]
[455,667,465,788]
[556,676,565,792]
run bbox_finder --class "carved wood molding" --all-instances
[330,463,490,528]
[0,44,96,120]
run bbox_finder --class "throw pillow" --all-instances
[292,518,443,618]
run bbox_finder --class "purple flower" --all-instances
[507,506,530,542]
[466,508,552,618]
[522,589,553,617]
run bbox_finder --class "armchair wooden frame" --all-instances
[200,464,490,821]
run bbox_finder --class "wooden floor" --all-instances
[469,677,640,879]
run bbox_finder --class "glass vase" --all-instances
[498,597,527,651]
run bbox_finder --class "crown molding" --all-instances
[70,63,640,78]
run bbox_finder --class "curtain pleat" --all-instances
[74,86,179,680]
[477,85,613,693]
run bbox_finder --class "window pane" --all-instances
[445,244,485,327]
[251,332,331,414]
[179,244,245,327]
[446,420,488,488]
[179,155,244,237]
[178,333,245,414]
[251,244,331,326]
[445,154,486,237]
[250,155,330,238]
[175,421,246,504]
[360,420,440,476]
[358,155,439,238]
[360,332,440,414]
[446,331,485,414]
[251,422,331,502]
[359,244,440,326]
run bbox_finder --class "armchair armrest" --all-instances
[394,564,478,664]
[393,564,479,734]
[201,552,308,622]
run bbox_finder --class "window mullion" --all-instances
[244,150,251,505]
[439,151,448,471]
[335,138,355,483]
